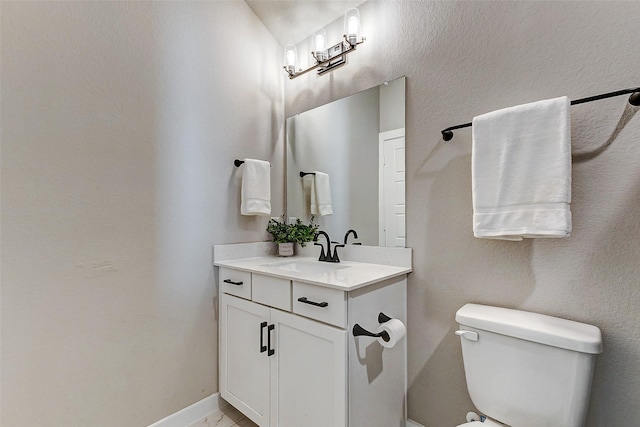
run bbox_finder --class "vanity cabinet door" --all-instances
[270,309,347,427]
[220,293,271,427]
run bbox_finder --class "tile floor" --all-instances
[186,404,258,427]
[185,404,422,427]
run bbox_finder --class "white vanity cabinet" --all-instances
[220,291,346,427]
[215,247,410,427]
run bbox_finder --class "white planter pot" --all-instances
[278,242,294,257]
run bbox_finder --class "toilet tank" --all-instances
[456,304,602,427]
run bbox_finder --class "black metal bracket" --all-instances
[352,312,393,342]
[378,312,392,323]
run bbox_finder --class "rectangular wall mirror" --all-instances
[286,77,406,247]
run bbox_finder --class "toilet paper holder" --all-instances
[352,312,392,342]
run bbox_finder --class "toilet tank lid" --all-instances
[456,304,603,354]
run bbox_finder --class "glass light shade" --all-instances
[344,8,360,45]
[313,29,327,62]
[284,44,298,74]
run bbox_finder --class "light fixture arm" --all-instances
[344,34,366,49]
[284,35,365,80]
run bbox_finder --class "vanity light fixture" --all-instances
[283,7,365,79]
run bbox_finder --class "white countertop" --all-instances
[214,256,411,291]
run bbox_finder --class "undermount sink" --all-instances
[262,260,350,275]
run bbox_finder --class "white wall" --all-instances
[284,1,640,426]
[1,2,283,426]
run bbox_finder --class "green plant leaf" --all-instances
[266,216,319,245]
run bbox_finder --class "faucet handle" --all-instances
[330,243,345,263]
[314,242,327,262]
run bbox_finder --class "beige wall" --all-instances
[3,1,640,426]
[1,1,283,426]
[285,1,640,426]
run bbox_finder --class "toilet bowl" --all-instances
[455,303,602,427]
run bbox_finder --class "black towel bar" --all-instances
[234,159,272,168]
[441,86,640,141]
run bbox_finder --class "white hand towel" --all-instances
[310,171,333,216]
[472,96,571,240]
[240,158,271,216]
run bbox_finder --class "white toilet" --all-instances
[455,303,603,427]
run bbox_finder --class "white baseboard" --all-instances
[147,394,423,427]
[147,393,225,427]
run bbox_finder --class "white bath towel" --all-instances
[310,171,333,216]
[472,96,572,240]
[240,158,271,216]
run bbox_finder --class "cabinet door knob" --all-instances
[297,297,329,308]
[260,322,268,353]
[267,324,275,357]
[223,279,243,286]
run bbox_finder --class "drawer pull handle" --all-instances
[297,297,329,308]
[267,324,275,357]
[259,322,268,353]
[223,279,243,286]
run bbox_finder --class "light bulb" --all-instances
[344,8,360,45]
[286,50,296,65]
[348,17,358,36]
[283,44,298,74]
[313,29,327,62]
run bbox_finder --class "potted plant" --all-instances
[267,216,319,256]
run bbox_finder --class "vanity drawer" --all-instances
[292,281,346,328]
[252,274,291,311]
[219,267,251,299]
